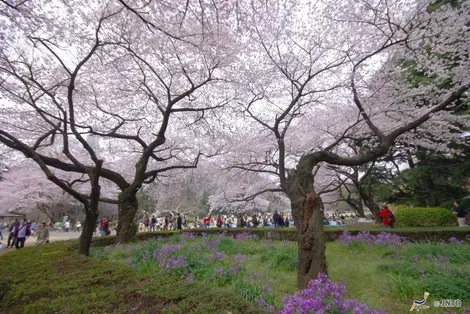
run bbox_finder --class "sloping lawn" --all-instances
[93,232,470,314]
[1,230,469,313]
[0,241,260,314]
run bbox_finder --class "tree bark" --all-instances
[78,206,99,256]
[287,157,327,289]
[358,185,381,223]
[78,162,102,256]
[116,193,139,243]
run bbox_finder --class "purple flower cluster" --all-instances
[212,250,225,261]
[234,232,259,240]
[279,273,387,314]
[443,237,465,245]
[202,238,221,248]
[181,232,198,239]
[256,297,275,312]
[339,231,406,248]
[232,253,247,263]
[159,255,188,272]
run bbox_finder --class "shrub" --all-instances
[394,207,457,227]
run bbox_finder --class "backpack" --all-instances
[386,212,395,224]
[26,225,31,237]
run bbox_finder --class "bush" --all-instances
[395,207,457,227]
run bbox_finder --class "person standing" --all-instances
[7,219,19,248]
[164,216,169,230]
[30,220,37,236]
[15,218,30,249]
[76,220,81,232]
[216,215,223,228]
[453,201,468,227]
[35,222,50,244]
[378,205,395,228]
[0,218,6,241]
[150,215,157,232]
[177,214,182,230]
[273,211,280,228]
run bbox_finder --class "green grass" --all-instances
[93,234,470,314]
[1,231,470,314]
[0,241,261,314]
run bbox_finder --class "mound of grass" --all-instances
[0,242,261,314]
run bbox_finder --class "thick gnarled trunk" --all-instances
[78,207,99,256]
[116,193,139,243]
[287,157,327,289]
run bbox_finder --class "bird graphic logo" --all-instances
[410,292,430,311]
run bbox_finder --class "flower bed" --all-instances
[94,231,470,313]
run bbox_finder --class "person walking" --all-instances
[6,219,19,248]
[453,201,468,227]
[14,218,30,249]
[35,222,50,244]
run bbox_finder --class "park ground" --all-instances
[0,225,469,313]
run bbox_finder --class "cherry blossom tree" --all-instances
[223,0,470,288]
[0,0,236,243]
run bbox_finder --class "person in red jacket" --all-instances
[216,215,223,228]
[378,205,395,228]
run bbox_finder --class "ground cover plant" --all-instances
[0,240,261,314]
[93,231,470,313]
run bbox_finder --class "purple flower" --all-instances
[278,273,386,314]
[234,232,258,240]
[339,231,405,248]
[229,264,242,274]
[181,232,198,239]
[185,274,195,282]
[232,253,247,263]
[212,250,225,261]
[262,284,273,293]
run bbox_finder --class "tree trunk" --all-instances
[78,206,99,256]
[358,185,381,223]
[287,157,327,289]
[344,197,365,217]
[116,193,139,243]
[78,162,102,256]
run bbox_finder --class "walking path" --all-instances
[0,230,116,256]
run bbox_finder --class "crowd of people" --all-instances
[138,214,185,232]
[0,218,49,249]
[134,212,294,231]
[187,212,294,229]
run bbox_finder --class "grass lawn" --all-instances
[0,231,469,313]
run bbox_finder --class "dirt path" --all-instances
[0,230,116,256]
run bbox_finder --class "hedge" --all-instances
[77,227,470,250]
[395,207,457,227]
